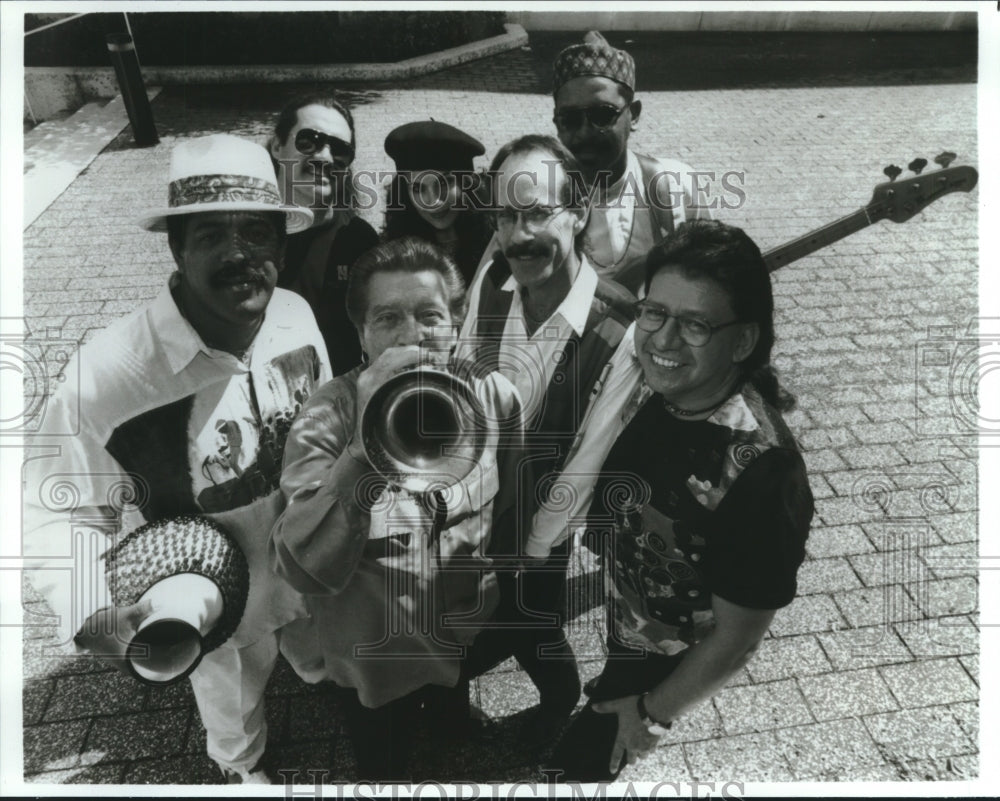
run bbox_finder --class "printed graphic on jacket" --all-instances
[106,345,322,518]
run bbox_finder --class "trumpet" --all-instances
[359,363,489,494]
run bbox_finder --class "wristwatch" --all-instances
[637,693,672,736]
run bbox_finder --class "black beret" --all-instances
[385,120,485,173]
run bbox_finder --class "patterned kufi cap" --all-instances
[553,31,636,95]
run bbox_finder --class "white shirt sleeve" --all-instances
[524,324,644,558]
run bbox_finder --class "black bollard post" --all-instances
[106,32,159,147]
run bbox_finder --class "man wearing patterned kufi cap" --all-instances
[552,31,711,293]
[23,134,331,784]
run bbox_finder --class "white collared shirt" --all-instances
[23,276,330,650]
[492,258,599,424]
[525,322,650,557]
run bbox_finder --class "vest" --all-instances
[590,152,677,295]
[471,253,636,551]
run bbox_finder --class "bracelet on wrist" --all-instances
[637,692,672,736]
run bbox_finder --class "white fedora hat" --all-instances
[137,134,313,234]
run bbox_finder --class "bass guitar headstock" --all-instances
[869,152,978,224]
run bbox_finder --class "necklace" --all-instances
[584,172,637,273]
[661,395,727,419]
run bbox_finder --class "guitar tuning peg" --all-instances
[908,158,928,175]
[934,151,957,169]
[883,165,902,182]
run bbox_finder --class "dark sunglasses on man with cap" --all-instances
[553,103,629,132]
[294,128,356,167]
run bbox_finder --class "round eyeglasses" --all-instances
[553,104,628,132]
[634,301,741,347]
[488,205,571,233]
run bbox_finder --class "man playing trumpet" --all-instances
[270,236,523,780]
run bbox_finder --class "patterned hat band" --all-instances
[167,174,284,210]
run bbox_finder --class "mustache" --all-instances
[504,244,549,260]
[211,266,268,286]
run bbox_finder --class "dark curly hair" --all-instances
[644,219,796,411]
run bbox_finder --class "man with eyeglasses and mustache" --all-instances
[457,134,636,750]
[269,94,378,375]
[552,31,710,294]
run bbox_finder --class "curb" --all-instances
[26,23,529,98]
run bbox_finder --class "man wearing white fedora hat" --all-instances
[23,134,331,783]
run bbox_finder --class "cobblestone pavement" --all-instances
[18,38,979,786]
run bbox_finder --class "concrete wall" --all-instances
[508,11,977,32]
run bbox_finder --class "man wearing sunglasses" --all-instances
[457,134,636,751]
[552,31,710,294]
[269,95,379,375]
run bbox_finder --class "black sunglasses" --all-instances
[293,128,355,165]
[553,104,629,131]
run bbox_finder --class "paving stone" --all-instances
[476,665,544,720]
[745,634,831,684]
[616,743,691,782]
[920,540,979,580]
[798,427,859,450]
[23,720,90,774]
[959,654,978,686]
[816,625,913,671]
[848,548,931,588]
[802,448,849,474]
[770,594,847,637]
[892,754,978,782]
[907,576,978,618]
[713,679,813,735]
[834,584,923,628]
[661,698,725,745]
[775,717,885,779]
[796,556,864,595]
[879,657,978,709]
[123,755,221,784]
[684,731,793,782]
[951,700,978,744]
[815,495,884,527]
[145,678,196,711]
[836,443,908,470]
[805,525,875,559]
[794,763,903,781]
[23,679,54,725]
[44,671,148,721]
[864,706,974,761]
[85,709,189,761]
[807,474,836,500]
[25,763,126,784]
[798,666,899,722]
[893,615,978,658]
[928,511,978,545]
[268,741,341,784]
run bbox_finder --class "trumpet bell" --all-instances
[361,365,488,493]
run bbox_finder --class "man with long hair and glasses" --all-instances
[529,219,813,781]
[552,31,710,293]
[457,134,637,752]
[269,94,378,374]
